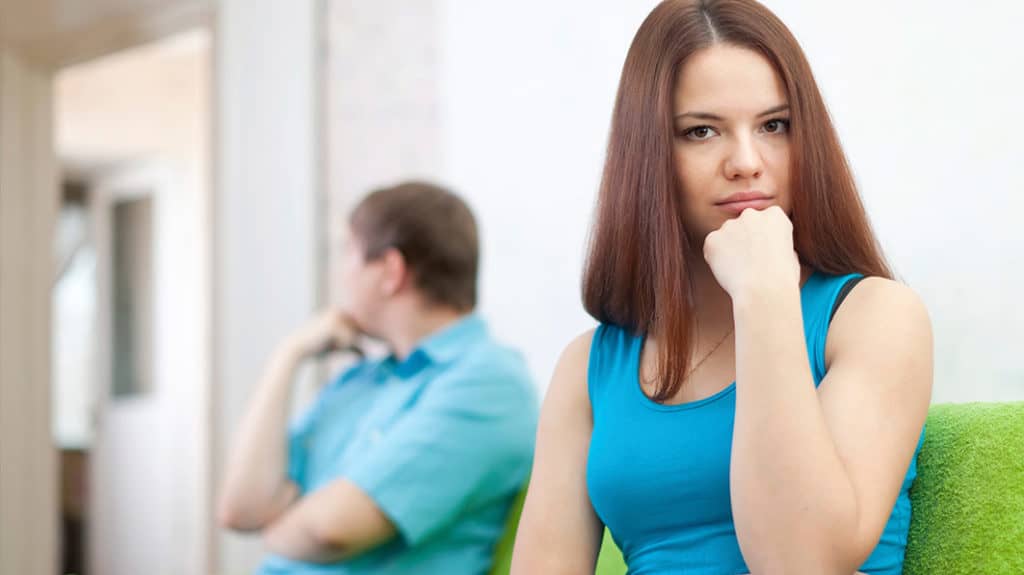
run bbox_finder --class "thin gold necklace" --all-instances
[686,325,734,379]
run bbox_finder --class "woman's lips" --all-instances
[715,194,775,215]
[716,198,775,215]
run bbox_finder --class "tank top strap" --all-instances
[799,272,865,385]
[588,323,642,415]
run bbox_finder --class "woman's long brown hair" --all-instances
[582,0,892,402]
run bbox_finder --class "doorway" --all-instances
[52,29,212,575]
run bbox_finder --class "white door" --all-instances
[89,161,201,575]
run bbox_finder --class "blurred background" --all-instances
[0,0,1020,574]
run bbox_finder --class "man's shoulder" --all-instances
[444,337,532,387]
[418,339,536,416]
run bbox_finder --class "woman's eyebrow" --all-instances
[756,104,790,117]
[674,104,790,121]
[674,111,724,121]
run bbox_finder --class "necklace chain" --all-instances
[686,326,734,379]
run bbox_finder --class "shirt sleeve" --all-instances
[344,361,537,546]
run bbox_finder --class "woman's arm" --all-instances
[730,277,931,573]
[217,310,357,531]
[732,276,931,572]
[511,330,604,575]
[705,208,932,573]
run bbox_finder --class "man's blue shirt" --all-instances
[256,315,538,575]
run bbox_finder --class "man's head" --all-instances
[340,181,479,335]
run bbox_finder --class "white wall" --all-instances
[761,0,1024,402]
[426,0,1024,401]
[437,1,658,392]
[213,0,319,572]
[324,0,446,306]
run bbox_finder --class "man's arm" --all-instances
[217,310,357,531]
[262,479,397,563]
[262,350,537,562]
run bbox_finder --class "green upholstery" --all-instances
[491,402,1024,574]
[487,486,525,575]
[593,529,627,575]
[903,402,1024,574]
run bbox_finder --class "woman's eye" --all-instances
[763,119,790,134]
[684,126,718,141]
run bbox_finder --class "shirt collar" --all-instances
[413,313,487,364]
[378,314,487,379]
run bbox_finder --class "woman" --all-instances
[511,1,932,574]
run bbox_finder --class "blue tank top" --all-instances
[586,272,923,575]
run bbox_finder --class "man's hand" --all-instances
[288,309,360,358]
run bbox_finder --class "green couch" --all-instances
[490,402,1024,575]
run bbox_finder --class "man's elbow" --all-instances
[219,481,300,532]
[216,497,264,532]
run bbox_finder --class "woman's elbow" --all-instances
[740,516,863,574]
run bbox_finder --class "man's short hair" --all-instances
[350,181,479,311]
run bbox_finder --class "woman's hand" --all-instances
[287,309,360,358]
[702,206,800,305]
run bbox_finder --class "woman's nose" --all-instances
[724,135,764,180]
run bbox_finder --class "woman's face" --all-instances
[672,44,793,243]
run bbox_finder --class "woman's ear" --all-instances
[379,247,408,297]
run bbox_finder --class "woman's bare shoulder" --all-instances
[832,277,930,336]
[544,328,597,408]
[560,328,597,369]
[826,276,932,369]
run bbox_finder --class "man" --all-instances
[218,181,538,574]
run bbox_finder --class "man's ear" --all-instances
[379,248,408,297]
